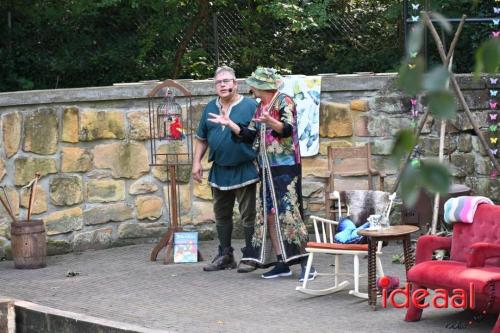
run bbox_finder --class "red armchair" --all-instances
[405,204,500,332]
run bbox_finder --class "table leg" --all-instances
[403,236,414,278]
[367,238,378,310]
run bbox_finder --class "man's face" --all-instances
[214,72,236,98]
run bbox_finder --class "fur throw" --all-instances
[341,190,390,226]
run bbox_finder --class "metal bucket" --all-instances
[10,220,47,269]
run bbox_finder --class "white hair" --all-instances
[214,66,236,79]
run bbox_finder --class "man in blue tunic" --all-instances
[192,66,259,272]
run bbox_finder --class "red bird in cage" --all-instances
[169,116,183,140]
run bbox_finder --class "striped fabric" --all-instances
[443,196,494,224]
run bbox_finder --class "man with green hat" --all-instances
[192,65,259,272]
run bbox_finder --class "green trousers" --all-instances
[212,183,257,250]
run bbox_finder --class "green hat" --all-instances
[245,67,282,90]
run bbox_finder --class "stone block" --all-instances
[50,175,83,206]
[319,140,353,155]
[350,99,369,112]
[302,156,329,178]
[465,177,499,201]
[319,101,353,137]
[0,187,19,221]
[450,154,475,177]
[193,178,212,200]
[354,115,371,137]
[0,224,9,238]
[79,110,125,141]
[73,228,113,251]
[2,112,22,158]
[44,207,83,235]
[369,95,405,114]
[302,181,324,198]
[87,179,125,203]
[420,136,457,156]
[62,107,79,143]
[46,239,72,255]
[135,195,163,221]
[20,185,47,215]
[0,158,5,183]
[117,222,167,239]
[61,147,93,173]
[371,139,394,156]
[127,111,151,140]
[457,134,473,153]
[164,185,192,214]
[84,202,133,225]
[153,164,191,183]
[23,108,58,155]
[93,142,149,179]
[14,157,57,186]
[474,156,494,176]
[129,179,158,195]
[191,201,215,225]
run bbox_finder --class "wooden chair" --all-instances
[296,190,396,298]
[325,145,386,221]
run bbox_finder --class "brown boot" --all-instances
[203,246,236,272]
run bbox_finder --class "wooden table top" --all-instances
[358,225,420,238]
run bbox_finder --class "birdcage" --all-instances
[147,79,197,263]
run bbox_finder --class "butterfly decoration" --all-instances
[491,90,498,97]
[490,124,498,132]
[307,90,320,105]
[410,51,418,58]
[491,78,499,85]
[408,64,416,69]
[493,19,500,26]
[489,112,498,122]
[493,31,500,38]
[494,7,500,14]
[410,120,417,128]
[491,170,498,180]
[299,123,319,150]
[411,3,419,10]
[411,16,419,22]
[491,137,498,144]
[490,102,498,109]
[410,98,417,106]
[490,148,498,157]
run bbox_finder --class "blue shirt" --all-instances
[196,96,259,190]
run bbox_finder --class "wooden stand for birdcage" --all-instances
[150,165,180,263]
[147,79,203,264]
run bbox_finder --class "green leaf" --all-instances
[423,66,450,92]
[428,90,456,119]
[390,129,417,162]
[429,12,452,33]
[419,161,451,194]
[475,39,500,75]
[398,56,424,96]
[400,164,420,207]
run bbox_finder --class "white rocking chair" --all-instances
[296,190,396,298]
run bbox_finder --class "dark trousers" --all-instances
[212,183,257,250]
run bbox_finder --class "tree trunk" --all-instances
[171,0,210,79]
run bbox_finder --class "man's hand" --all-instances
[208,112,230,126]
[192,161,203,183]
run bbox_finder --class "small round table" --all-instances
[358,225,420,310]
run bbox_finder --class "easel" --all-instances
[147,80,203,264]
[392,13,500,234]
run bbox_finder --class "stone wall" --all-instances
[0,74,497,257]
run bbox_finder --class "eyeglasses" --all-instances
[215,78,234,86]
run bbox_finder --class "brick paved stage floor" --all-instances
[0,240,496,332]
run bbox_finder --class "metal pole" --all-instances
[213,13,219,67]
